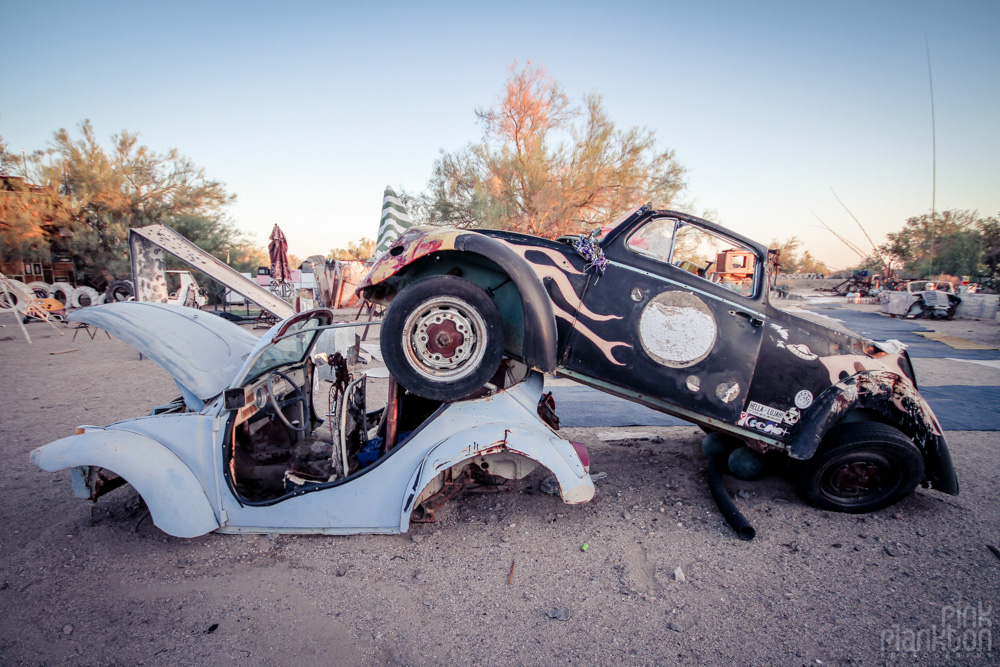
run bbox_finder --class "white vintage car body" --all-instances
[30,303,594,538]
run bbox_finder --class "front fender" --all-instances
[30,429,220,538]
[789,371,958,495]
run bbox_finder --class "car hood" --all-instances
[70,302,259,405]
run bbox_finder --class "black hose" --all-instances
[706,455,756,541]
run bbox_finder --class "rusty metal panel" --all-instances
[129,224,294,318]
[129,232,170,303]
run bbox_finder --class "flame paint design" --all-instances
[504,244,623,323]
[502,241,632,366]
[549,302,630,366]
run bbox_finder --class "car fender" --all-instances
[454,233,559,371]
[360,227,558,372]
[399,423,594,530]
[789,370,958,494]
[30,429,220,538]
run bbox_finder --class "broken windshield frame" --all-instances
[243,316,325,382]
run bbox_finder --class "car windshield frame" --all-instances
[241,315,325,384]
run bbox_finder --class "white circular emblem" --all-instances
[794,390,814,409]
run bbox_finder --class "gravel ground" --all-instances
[1,303,998,666]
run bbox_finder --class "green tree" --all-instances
[797,250,829,275]
[882,210,984,277]
[0,133,18,174]
[14,120,241,278]
[412,62,686,237]
[768,236,830,276]
[980,214,1000,276]
[769,236,803,274]
[166,213,267,274]
[0,175,73,262]
[329,237,375,261]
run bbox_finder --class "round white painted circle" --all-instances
[794,390,814,409]
[638,292,717,368]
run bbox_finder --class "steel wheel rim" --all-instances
[819,453,899,503]
[401,296,487,381]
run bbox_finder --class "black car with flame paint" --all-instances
[358,206,958,513]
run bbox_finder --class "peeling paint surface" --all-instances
[357,227,457,291]
[716,381,740,403]
[769,322,789,340]
[638,292,717,368]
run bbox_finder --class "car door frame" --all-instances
[555,210,770,427]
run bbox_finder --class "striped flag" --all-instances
[375,186,413,258]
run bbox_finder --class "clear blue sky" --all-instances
[4,0,998,270]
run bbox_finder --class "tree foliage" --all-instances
[413,62,687,238]
[768,236,829,275]
[2,121,255,280]
[881,209,988,278]
[980,214,1000,276]
[329,237,375,261]
[0,175,73,262]
[0,134,18,175]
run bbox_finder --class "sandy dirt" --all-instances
[1,304,998,666]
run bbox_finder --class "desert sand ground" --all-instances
[1,295,998,666]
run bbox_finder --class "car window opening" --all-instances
[627,217,759,297]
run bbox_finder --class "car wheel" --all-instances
[794,423,924,513]
[381,275,504,401]
[106,279,135,302]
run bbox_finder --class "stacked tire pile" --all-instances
[24,281,105,308]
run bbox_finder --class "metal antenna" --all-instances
[828,189,890,272]
[926,34,937,275]
[830,188,880,256]
[810,212,867,260]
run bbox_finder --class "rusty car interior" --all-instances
[222,312,538,508]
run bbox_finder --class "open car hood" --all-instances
[70,302,259,406]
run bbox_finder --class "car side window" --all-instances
[627,218,759,297]
[626,218,677,263]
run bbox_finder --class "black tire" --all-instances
[794,423,924,513]
[50,285,71,305]
[381,275,504,402]
[106,279,134,302]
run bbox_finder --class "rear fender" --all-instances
[361,228,558,372]
[30,429,220,538]
[399,424,594,530]
[789,371,958,494]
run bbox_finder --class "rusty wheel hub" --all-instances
[832,461,883,493]
[424,318,465,358]
[402,297,487,380]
